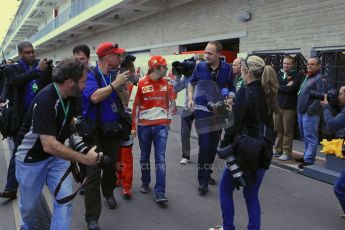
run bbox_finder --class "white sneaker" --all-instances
[180,158,189,164]
[208,225,223,230]
[278,153,291,161]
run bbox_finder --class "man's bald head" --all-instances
[232,57,243,75]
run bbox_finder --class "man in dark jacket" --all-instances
[296,57,326,168]
[0,41,51,199]
[273,56,302,161]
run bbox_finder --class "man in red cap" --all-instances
[131,55,171,204]
[82,42,130,230]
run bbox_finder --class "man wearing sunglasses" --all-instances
[82,42,130,230]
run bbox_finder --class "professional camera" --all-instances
[69,133,110,169]
[217,145,247,189]
[311,89,339,112]
[172,57,196,77]
[119,54,139,84]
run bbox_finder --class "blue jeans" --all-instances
[297,113,320,164]
[16,157,72,230]
[219,168,266,230]
[138,125,168,195]
[194,110,221,185]
[334,170,345,214]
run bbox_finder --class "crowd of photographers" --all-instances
[0,39,344,230]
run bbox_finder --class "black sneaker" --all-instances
[156,194,168,203]
[298,162,313,169]
[0,190,17,199]
[87,220,100,230]
[198,184,209,194]
[140,185,150,193]
[105,194,117,209]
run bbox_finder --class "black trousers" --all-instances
[180,109,195,160]
[84,135,120,222]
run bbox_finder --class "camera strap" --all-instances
[55,162,88,204]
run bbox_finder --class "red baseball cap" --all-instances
[148,56,167,69]
[96,42,126,58]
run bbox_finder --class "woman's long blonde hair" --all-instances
[245,55,279,114]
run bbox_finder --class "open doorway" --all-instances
[179,38,239,63]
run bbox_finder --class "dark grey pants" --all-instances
[84,135,120,222]
[181,109,195,160]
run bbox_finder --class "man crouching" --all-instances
[15,58,100,230]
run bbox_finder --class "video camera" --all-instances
[172,57,196,77]
[119,54,139,84]
[310,89,339,112]
[206,88,234,118]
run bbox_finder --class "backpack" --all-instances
[0,66,22,139]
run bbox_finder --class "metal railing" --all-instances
[317,50,345,90]
[29,0,103,43]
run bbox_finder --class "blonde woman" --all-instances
[219,55,278,230]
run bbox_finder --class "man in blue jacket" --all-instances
[296,57,326,169]
[321,85,345,222]
[188,41,234,193]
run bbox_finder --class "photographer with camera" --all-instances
[218,55,278,230]
[296,57,326,169]
[82,42,130,230]
[0,41,52,200]
[173,56,204,165]
[14,57,100,230]
[321,86,345,222]
[188,41,235,194]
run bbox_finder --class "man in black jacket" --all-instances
[0,41,51,199]
[273,56,302,161]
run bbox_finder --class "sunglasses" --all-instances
[242,55,250,70]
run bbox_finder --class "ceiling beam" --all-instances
[87,21,118,27]
[120,3,166,11]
